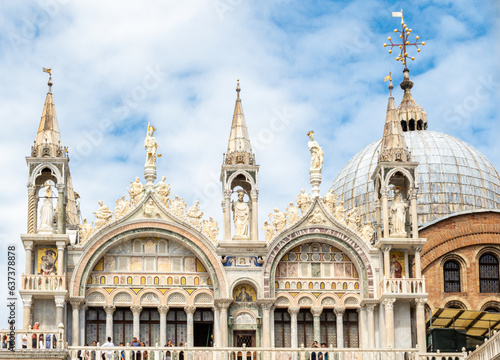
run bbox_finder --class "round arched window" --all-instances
[479,254,499,293]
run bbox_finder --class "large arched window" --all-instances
[479,254,499,293]
[443,260,461,293]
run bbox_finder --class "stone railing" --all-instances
[380,276,426,295]
[68,344,418,360]
[21,274,66,292]
[0,326,66,350]
[466,330,500,360]
[419,350,467,360]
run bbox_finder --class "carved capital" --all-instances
[415,298,427,309]
[383,298,396,310]
[184,305,196,315]
[157,305,169,315]
[288,306,300,316]
[214,298,232,310]
[56,241,66,251]
[54,296,66,308]
[334,306,346,316]
[381,245,392,253]
[310,306,323,317]
[103,305,116,315]
[24,241,34,252]
[55,183,66,191]
[409,188,419,199]
[130,305,143,315]
[224,190,232,199]
[365,304,376,314]
[413,245,423,253]
[22,295,33,308]
[257,299,275,311]
[70,301,83,310]
[250,190,259,200]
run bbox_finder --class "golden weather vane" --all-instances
[383,10,425,68]
[42,67,52,76]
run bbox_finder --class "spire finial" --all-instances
[383,9,425,70]
[236,79,240,99]
[384,72,393,97]
[43,67,52,92]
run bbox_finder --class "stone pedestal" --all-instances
[309,170,322,199]
[144,165,157,190]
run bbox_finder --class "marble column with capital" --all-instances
[71,301,83,346]
[288,306,300,348]
[212,305,220,347]
[104,305,116,340]
[410,189,418,239]
[258,300,274,348]
[366,304,376,348]
[158,305,169,347]
[334,307,345,348]
[310,306,323,343]
[56,241,66,276]
[223,191,231,241]
[250,190,259,240]
[270,306,275,348]
[381,189,389,238]
[413,245,423,278]
[383,299,396,348]
[185,306,196,347]
[54,296,65,328]
[22,295,32,330]
[216,300,231,348]
[415,299,427,353]
[24,241,34,275]
[56,184,66,234]
[131,305,142,339]
[382,245,392,279]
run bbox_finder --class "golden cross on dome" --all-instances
[383,9,425,69]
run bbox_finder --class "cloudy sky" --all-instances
[0,0,499,325]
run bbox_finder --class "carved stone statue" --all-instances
[232,190,249,239]
[334,200,345,223]
[93,201,113,229]
[202,217,219,242]
[262,221,275,242]
[360,222,375,242]
[155,176,171,205]
[187,201,203,229]
[323,189,338,213]
[38,182,54,232]
[79,218,94,244]
[144,123,158,166]
[308,209,326,224]
[114,195,131,219]
[142,199,158,218]
[296,189,312,214]
[286,202,300,225]
[390,189,408,237]
[346,208,361,231]
[128,177,144,205]
[169,195,187,219]
[307,131,324,171]
[269,208,287,232]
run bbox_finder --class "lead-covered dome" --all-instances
[331,130,500,226]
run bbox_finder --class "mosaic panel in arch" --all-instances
[275,242,360,292]
[87,237,212,289]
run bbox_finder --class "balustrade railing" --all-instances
[466,330,500,360]
[21,274,66,291]
[0,327,66,350]
[380,276,426,295]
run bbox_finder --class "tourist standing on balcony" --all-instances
[22,333,27,348]
[101,337,114,360]
[38,334,44,349]
[32,322,40,348]
[91,341,97,360]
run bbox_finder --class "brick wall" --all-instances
[419,211,500,311]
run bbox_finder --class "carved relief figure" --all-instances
[93,200,113,229]
[128,177,144,205]
[144,123,158,166]
[79,218,94,244]
[169,195,187,218]
[38,182,54,231]
[346,208,361,230]
[308,209,326,224]
[296,189,312,214]
[390,189,408,236]
[155,176,171,205]
[334,200,345,223]
[286,202,300,224]
[360,222,375,242]
[142,199,158,218]
[307,131,324,171]
[323,189,338,213]
[187,201,203,228]
[232,190,249,239]
[202,217,219,242]
[269,208,287,232]
[114,195,131,219]
[262,221,275,242]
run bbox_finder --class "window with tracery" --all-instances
[479,254,499,293]
[443,260,461,292]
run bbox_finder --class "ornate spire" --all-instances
[32,75,64,157]
[379,76,410,163]
[224,80,255,165]
[397,68,428,131]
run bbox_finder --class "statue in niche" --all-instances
[269,208,287,232]
[144,123,158,166]
[286,202,300,224]
[128,177,144,205]
[38,182,54,232]
[94,201,113,229]
[187,201,203,228]
[323,189,338,213]
[262,221,275,242]
[79,218,94,244]
[142,199,158,218]
[307,131,324,171]
[202,217,219,242]
[232,190,249,239]
[114,195,131,219]
[296,189,312,214]
[169,195,187,218]
[390,189,408,236]
[155,176,171,205]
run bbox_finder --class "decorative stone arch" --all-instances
[166,290,188,306]
[137,288,163,306]
[232,309,258,325]
[479,298,500,313]
[263,227,376,299]
[274,293,293,308]
[110,289,135,306]
[383,167,415,190]
[474,246,500,262]
[226,170,257,193]
[439,253,469,293]
[440,296,471,310]
[71,222,228,299]
[85,288,109,305]
[28,163,63,186]
[230,277,261,300]
[340,294,361,308]
[318,294,338,308]
[191,289,215,307]
[294,293,317,307]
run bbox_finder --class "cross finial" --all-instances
[236,79,240,99]
[383,9,425,69]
